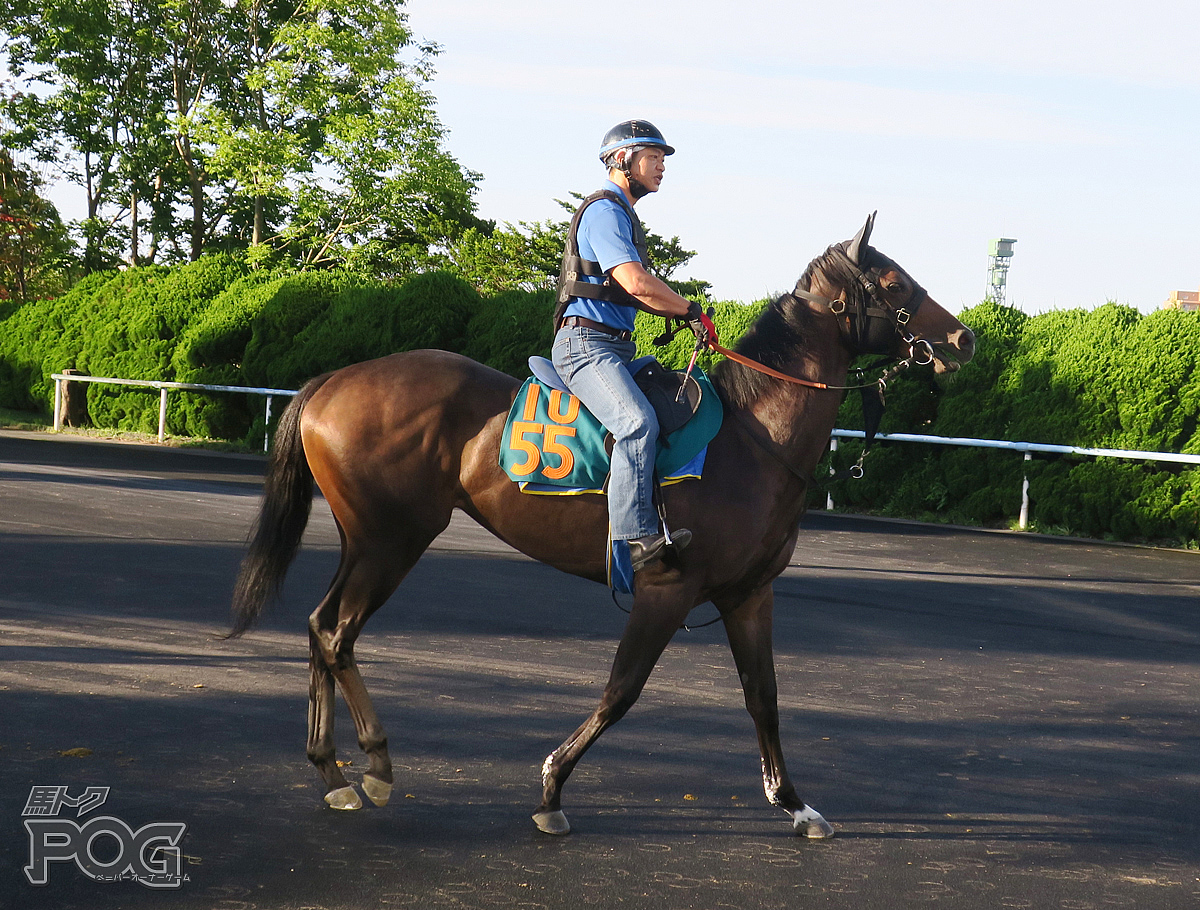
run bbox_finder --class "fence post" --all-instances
[1019,452,1032,530]
[263,395,274,453]
[826,437,838,510]
[53,378,63,432]
[158,388,169,443]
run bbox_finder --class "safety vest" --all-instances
[553,190,650,330]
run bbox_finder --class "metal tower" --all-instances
[987,238,1016,305]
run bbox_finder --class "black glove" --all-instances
[684,301,715,348]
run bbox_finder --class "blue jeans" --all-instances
[552,326,659,540]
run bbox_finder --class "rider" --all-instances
[552,120,708,573]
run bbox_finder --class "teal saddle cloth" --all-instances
[498,357,724,494]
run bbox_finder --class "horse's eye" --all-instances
[884,281,904,293]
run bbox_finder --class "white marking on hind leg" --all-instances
[792,805,835,839]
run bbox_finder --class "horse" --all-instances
[229,214,975,838]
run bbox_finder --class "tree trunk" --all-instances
[130,190,140,267]
[190,175,204,261]
[253,177,265,247]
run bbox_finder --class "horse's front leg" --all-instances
[533,580,692,835]
[717,585,835,838]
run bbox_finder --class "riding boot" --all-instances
[629,528,692,572]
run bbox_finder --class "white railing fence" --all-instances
[828,430,1200,530]
[52,373,298,452]
[50,373,1200,530]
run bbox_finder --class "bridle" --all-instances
[709,244,937,394]
[711,244,939,486]
[795,243,935,367]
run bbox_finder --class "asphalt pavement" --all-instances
[1,428,1198,909]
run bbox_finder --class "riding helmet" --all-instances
[599,120,675,168]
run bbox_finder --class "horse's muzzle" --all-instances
[933,327,975,373]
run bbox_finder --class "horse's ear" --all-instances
[846,211,877,265]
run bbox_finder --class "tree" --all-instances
[1,0,176,271]
[0,148,74,305]
[444,194,711,299]
[191,0,483,269]
[2,0,483,270]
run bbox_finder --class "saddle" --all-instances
[500,357,722,493]
[527,355,702,437]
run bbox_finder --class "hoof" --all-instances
[324,785,362,811]
[532,810,571,835]
[362,774,392,807]
[793,805,835,839]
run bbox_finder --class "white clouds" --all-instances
[438,57,1111,147]
[402,0,1200,313]
[410,0,1200,90]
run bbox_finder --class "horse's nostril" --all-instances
[955,328,976,361]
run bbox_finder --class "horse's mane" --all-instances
[711,245,855,409]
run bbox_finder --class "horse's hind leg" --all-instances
[308,533,432,810]
[716,585,834,838]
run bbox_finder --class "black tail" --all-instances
[228,376,330,637]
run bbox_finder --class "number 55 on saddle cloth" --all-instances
[499,361,724,495]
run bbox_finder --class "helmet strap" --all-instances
[615,147,652,199]
[628,177,652,199]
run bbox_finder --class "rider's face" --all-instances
[627,148,666,192]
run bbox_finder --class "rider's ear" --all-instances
[846,211,877,265]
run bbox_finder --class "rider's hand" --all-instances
[685,301,718,349]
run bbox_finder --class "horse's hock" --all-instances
[60,369,91,428]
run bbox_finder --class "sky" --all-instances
[401,0,1200,315]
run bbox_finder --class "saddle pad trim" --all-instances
[518,447,707,496]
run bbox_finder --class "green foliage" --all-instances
[632,299,769,371]
[1,0,482,271]
[175,269,480,440]
[0,149,76,304]
[822,302,1200,545]
[2,255,1198,545]
[0,256,248,418]
[442,193,711,298]
[460,290,556,378]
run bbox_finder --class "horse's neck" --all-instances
[748,318,851,474]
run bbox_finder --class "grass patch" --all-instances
[0,407,51,431]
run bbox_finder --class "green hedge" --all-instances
[2,266,1197,545]
[825,301,1200,545]
[0,260,493,443]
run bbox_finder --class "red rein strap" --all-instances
[708,341,831,390]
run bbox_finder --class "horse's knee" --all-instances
[309,621,358,671]
[744,693,780,729]
[740,674,780,723]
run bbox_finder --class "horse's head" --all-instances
[806,213,975,374]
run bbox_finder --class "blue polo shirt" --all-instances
[562,180,643,333]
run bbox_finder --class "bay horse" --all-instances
[230,214,975,838]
